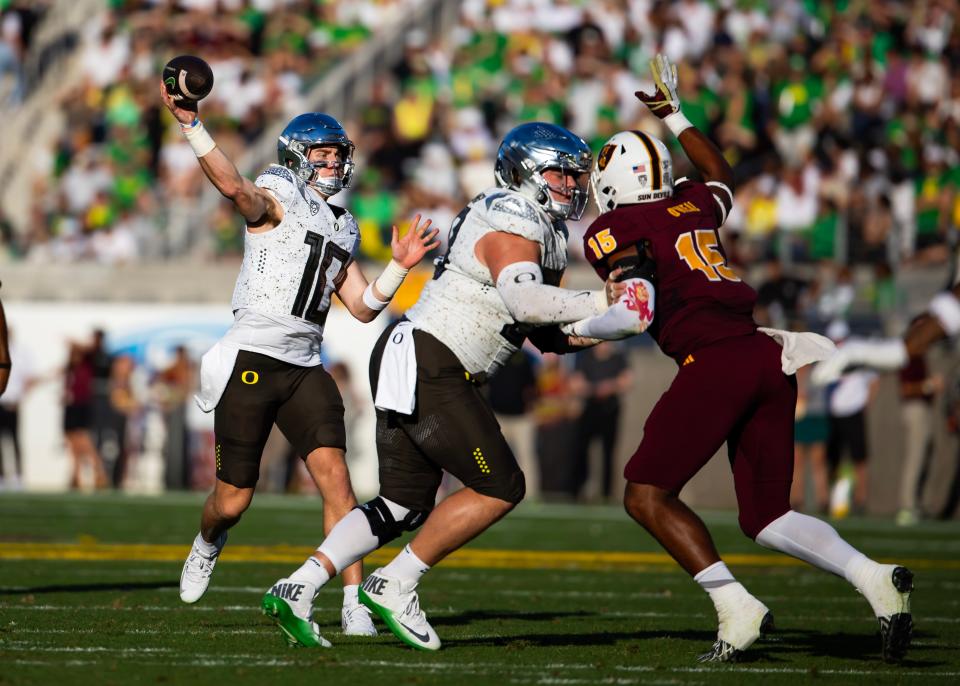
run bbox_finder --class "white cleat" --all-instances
[342,599,378,636]
[698,585,773,663]
[358,569,440,650]
[179,532,227,604]
[856,564,914,662]
[261,578,332,648]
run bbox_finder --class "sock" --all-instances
[755,510,873,581]
[381,544,431,585]
[693,560,745,610]
[289,556,331,589]
[343,584,360,606]
[694,561,735,589]
[317,508,381,574]
[194,532,223,558]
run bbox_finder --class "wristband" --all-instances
[362,282,391,311]
[371,260,409,301]
[181,118,216,157]
[663,110,693,137]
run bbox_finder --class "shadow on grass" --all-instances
[0,581,177,595]
[767,627,946,667]
[439,622,944,669]
[430,609,595,627]
[443,627,717,649]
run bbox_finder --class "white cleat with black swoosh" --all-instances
[358,569,440,651]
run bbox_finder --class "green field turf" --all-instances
[0,493,957,685]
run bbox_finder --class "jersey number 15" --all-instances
[675,230,740,282]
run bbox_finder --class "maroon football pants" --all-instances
[625,331,796,539]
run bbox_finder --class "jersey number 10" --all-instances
[292,233,351,325]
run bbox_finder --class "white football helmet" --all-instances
[591,130,674,212]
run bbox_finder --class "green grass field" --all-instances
[0,493,957,685]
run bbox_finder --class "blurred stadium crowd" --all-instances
[0,0,955,278]
[1,0,959,520]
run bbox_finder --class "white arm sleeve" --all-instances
[496,261,607,324]
[810,338,908,386]
[929,291,960,336]
[561,279,656,340]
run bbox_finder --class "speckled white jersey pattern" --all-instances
[405,188,569,375]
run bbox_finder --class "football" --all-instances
[162,55,214,111]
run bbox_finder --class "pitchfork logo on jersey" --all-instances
[624,280,653,329]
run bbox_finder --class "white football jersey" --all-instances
[230,164,359,358]
[405,187,568,375]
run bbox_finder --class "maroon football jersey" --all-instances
[583,180,757,362]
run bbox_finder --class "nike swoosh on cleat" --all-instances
[399,621,431,643]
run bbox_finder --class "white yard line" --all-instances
[4,653,957,679]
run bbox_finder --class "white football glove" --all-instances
[635,54,681,118]
[562,278,655,340]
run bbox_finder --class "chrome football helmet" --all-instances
[494,122,593,220]
[591,130,673,211]
[277,113,355,197]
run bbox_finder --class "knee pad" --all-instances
[475,469,526,505]
[356,496,430,546]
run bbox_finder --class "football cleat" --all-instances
[179,531,227,603]
[342,599,378,637]
[858,565,913,662]
[261,578,332,648]
[697,585,773,663]
[358,569,440,651]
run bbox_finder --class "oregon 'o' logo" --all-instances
[241,371,259,385]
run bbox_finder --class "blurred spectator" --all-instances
[87,329,115,465]
[0,283,7,397]
[104,354,141,489]
[0,327,37,490]
[755,258,808,329]
[155,345,193,491]
[486,348,539,500]
[824,320,880,516]
[941,364,960,520]
[570,342,632,502]
[792,366,829,513]
[63,342,107,490]
[532,353,579,500]
[896,351,941,526]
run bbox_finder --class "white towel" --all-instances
[758,327,837,376]
[374,321,418,414]
[194,341,240,413]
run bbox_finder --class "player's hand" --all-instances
[391,214,439,269]
[605,267,627,305]
[634,54,681,119]
[567,335,602,348]
[159,81,199,126]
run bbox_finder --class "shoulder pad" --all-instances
[483,190,548,243]
[256,164,301,206]
[337,210,360,248]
